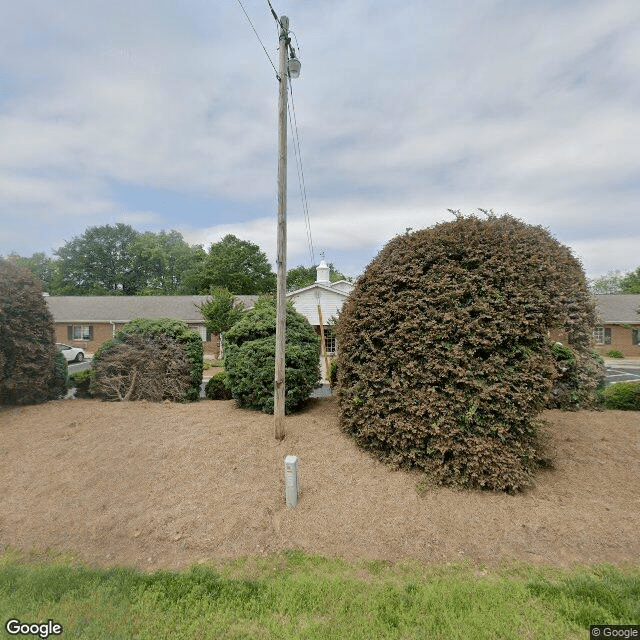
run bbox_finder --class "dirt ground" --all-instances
[0,396,638,571]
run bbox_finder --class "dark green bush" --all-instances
[69,369,95,398]
[607,350,624,359]
[329,360,338,388]
[0,259,65,405]
[336,213,599,492]
[52,349,69,398]
[547,343,605,410]
[205,371,233,400]
[601,382,640,410]
[92,318,203,402]
[224,298,320,414]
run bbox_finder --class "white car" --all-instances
[56,343,86,363]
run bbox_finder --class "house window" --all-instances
[188,325,207,341]
[67,325,93,341]
[594,327,611,345]
[632,329,640,346]
[324,332,337,355]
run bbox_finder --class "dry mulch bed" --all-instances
[0,397,638,571]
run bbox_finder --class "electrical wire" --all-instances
[235,0,279,78]
[287,80,316,269]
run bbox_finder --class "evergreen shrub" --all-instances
[601,382,640,410]
[607,350,624,359]
[205,371,233,400]
[92,318,203,401]
[224,298,320,413]
[336,212,599,492]
[0,259,66,405]
[547,343,605,410]
[69,369,95,398]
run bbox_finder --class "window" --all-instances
[632,328,640,346]
[324,332,336,355]
[594,327,611,345]
[67,325,93,341]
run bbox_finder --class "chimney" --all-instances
[316,260,330,284]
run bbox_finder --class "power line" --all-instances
[235,0,279,78]
[287,80,316,269]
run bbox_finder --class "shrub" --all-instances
[601,382,640,410]
[224,298,320,414]
[69,369,95,398]
[52,349,69,398]
[607,350,624,359]
[205,371,233,400]
[92,318,203,402]
[336,212,599,492]
[547,343,605,410]
[0,259,66,405]
[329,360,338,388]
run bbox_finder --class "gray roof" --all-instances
[45,295,258,324]
[595,294,640,324]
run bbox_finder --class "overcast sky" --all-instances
[1,0,638,280]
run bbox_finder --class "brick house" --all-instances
[593,294,640,357]
[45,295,257,357]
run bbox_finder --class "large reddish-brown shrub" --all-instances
[0,259,66,405]
[336,213,598,492]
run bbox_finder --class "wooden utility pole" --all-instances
[274,16,290,440]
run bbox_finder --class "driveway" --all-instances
[604,364,640,385]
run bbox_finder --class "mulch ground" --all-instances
[0,397,638,571]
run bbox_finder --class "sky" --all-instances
[1,0,639,281]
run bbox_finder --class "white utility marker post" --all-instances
[274,15,300,441]
[284,455,299,508]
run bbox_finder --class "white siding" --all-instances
[288,286,349,326]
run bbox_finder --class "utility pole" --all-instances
[274,16,290,440]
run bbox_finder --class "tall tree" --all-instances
[287,263,349,292]
[588,270,625,294]
[131,230,205,295]
[4,252,59,292]
[620,266,640,293]
[182,234,276,295]
[55,223,141,295]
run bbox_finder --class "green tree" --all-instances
[287,263,349,292]
[620,266,640,293]
[197,287,245,358]
[131,230,205,295]
[55,223,141,295]
[198,287,244,335]
[588,270,625,294]
[4,252,60,293]
[182,235,276,295]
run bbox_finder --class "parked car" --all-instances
[56,343,86,363]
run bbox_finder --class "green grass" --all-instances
[1,550,638,639]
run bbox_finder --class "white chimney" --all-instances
[316,260,330,284]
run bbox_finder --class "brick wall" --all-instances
[594,324,640,358]
[55,322,221,357]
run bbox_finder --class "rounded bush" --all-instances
[0,259,65,405]
[336,213,598,492]
[205,371,233,400]
[93,318,203,402]
[607,350,624,359]
[224,298,320,413]
[601,382,640,410]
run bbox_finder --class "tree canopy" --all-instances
[182,234,276,295]
[589,266,640,294]
[197,287,245,335]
